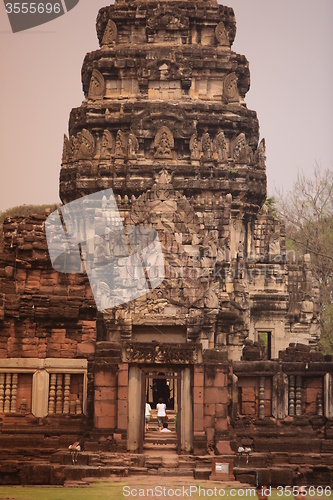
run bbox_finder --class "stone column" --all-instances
[324,373,333,419]
[117,363,128,432]
[127,366,142,452]
[32,370,49,418]
[272,372,288,419]
[181,367,193,453]
[193,365,204,432]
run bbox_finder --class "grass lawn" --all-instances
[0,481,331,500]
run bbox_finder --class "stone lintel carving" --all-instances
[88,69,105,100]
[215,22,230,46]
[102,19,117,46]
[223,72,240,103]
[154,126,174,159]
[122,342,198,364]
[100,129,114,160]
[213,130,227,162]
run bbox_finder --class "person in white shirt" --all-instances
[156,398,166,431]
[160,422,171,433]
[145,402,151,431]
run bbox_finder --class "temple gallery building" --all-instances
[0,0,332,482]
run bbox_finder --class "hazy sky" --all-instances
[0,0,332,212]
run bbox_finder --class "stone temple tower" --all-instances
[0,0,326,467]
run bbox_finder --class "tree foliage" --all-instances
[276,164,333,352]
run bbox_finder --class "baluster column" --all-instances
[63,374,71,414]
[4,373,11,413]
[10,373,17,413]
[56,374,63,414]
[259,376,265,419]
[289,375,295,416]
[48,373,56,414]
[0,374,4,413]
[296,375,302,416]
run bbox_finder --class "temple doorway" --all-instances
[140,370,180,453]
[128,366,193,454]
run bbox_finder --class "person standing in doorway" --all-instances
[156,397,166,431]
[145,402,151,432]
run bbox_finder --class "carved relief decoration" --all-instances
[100,130,114,160]
[127,133,139,159]
[254,138,266,169]
[88,69,105,100]
[233,133,252,163]
[102,19,117,45]
[223,72,240,103]
[201,130,212,160]
[115,130,127,158]
[79,129,95,159]
[154,126,174,159]
[147,8,189,31]
[215,22,229,46]
[62,134,72,164]
[213,130,227,162]
[190,133,201,160]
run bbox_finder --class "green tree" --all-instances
[276,164,333,352]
